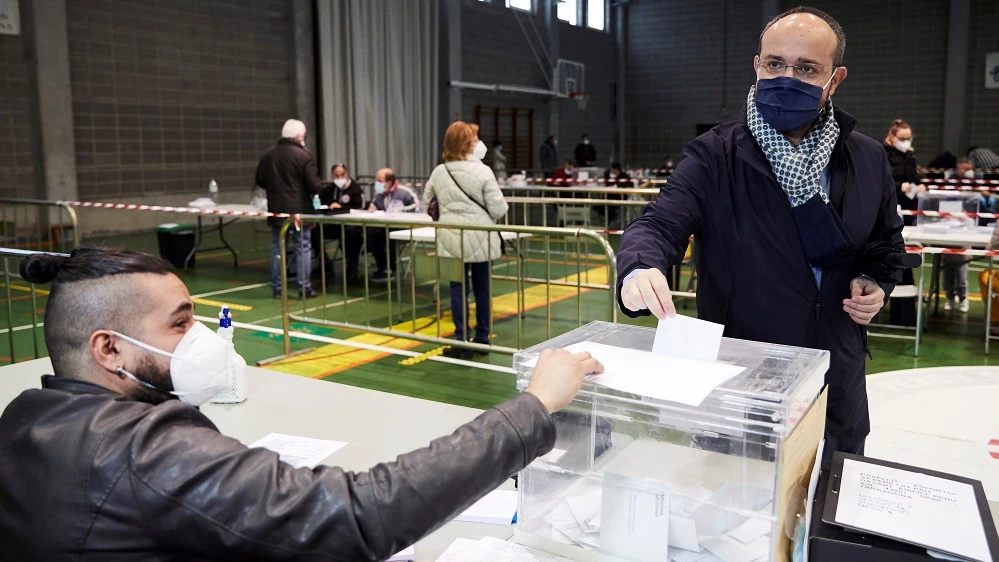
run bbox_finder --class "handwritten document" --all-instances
[835,459,990,562]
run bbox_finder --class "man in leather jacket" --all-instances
[0,248,602,561]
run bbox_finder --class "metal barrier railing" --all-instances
[0,198,80,253]
[501,196,651,232]
[1,247,62,364]
[277,216,618,356]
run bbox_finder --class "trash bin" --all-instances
[156,223,196,269]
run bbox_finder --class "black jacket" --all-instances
[884,143,920,215]
[255,138,324,224]
[574,143,596,167]
[540,142,558,171]
[319,178,365,215]
[617,105,904,454]
[0,375,554,561]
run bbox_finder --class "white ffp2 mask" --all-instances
[333,178,348,188]
[893,140,912,153]
[113,322,233,406]
[472,140,488,160]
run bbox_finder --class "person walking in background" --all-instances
[367,168,419,282]
[883,119,924,227]
[540,135,558,174]
[423,121,509,359]
[490,140,508,179]
[574,133,596,167]
[255,118,321,299]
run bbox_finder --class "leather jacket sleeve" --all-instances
[127,392,554,561]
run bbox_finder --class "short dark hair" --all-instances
[957,157,972,166]
[20,248,174,377]
[331,162,347,173]
[760,6,846,66]
[384,172,396,185]
[610,161,622,170]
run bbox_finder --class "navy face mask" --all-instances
[754,73,834,132]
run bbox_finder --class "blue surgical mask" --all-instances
[374,181,385,194]
[754,73,835,133]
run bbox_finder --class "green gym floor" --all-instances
[3,222,998,411]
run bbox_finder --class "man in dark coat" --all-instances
[254,119,324,299]
[617,7,904,458]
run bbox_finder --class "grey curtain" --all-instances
[318,0,440,179]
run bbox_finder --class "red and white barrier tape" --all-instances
[60,200,297,220]
[920,178,999,185]
[898,209,995,219]
[920,167,999,174]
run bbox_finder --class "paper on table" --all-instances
[455,490,518,525]
[834,458,991,562]
[653,315,725,362]
[248,433,347,469]
[386,546,416,561]
[526,341,744,407]
[476,536,580,561]
[434,538,485,561]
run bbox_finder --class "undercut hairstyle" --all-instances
[760,6,846,66]
[20,248,174,377]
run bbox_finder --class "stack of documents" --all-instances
[434,536,576,561]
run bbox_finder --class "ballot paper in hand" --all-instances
[248,433,347,469]
[455,490,518,525]
[833,458,991,562]
[533,341,744,407]
[653,315,725,362]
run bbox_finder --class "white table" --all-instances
[902,225,993,248]
[0,359,513,560]
[866,366,999,533]
[388,226,532,244]
[184,204,272,270]
[345,209,434,224]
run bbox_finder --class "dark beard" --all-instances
[126,355,176,405]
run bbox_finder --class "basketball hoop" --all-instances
[569,92,590,110]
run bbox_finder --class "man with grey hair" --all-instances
[255,118,323,299]
[617,6,906,459]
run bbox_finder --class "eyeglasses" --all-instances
[759,58,836,84]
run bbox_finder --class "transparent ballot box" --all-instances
[512,322,829,562]
[916,190,979,228]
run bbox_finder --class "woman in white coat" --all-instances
[424,121,509,359]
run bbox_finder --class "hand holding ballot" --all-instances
[526,349,605,413]
[621,267,676,319]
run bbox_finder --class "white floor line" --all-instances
[0,322,42,335]
[190,282,270,299]
[193,314,514,374]
[249,292,387,325]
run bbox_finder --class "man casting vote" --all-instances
[618,7,904,457]
[0,248,602,560]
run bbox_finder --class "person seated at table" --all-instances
[317,163,365,282]
[600,162,633,228]
[423,121,508,359]
[0,248,603,561]
[945,157,984,181]
[550,160,575,186]
[367,168,419,283]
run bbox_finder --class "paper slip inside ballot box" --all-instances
[386,546,415,561]
[600,472,671,561]
[454,490,518,525]
[653,315,725,362]
[834,458,991,562]
[248,433,347,469]
[526,341,744,407]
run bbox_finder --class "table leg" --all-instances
[915,256,924,357]
[931,254,942,317]
[184,216,202,271]
[218,217,239,268]
[987,258,993,356]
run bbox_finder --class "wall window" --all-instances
[506,0,532,11]
[557,0,577,25]
[586,0,605,31]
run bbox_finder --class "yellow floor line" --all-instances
[267,266,609,378]
[0,283,50,296]
[192,298,253,311]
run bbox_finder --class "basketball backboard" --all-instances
[555,59,586,96]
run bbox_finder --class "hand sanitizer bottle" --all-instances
[312,194,321,210]
[209,179,219,204]
[211,305,247,403]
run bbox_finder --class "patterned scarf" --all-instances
[746,86,839,207]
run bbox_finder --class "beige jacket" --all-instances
[424,156,509,263]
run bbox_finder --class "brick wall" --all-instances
[65,0,293,200]
[965,0,999,151]
[459,0,616,170]
[626,0,951,166]
[0,33,31,198]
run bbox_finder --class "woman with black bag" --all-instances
[424,121,509,359]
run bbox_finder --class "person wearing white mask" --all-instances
[317,163,365,281]
[0,248,603,560]
[574,133,597,166]
[423,121,509,359]
[367,168,419,282]
[883,119,925,226]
